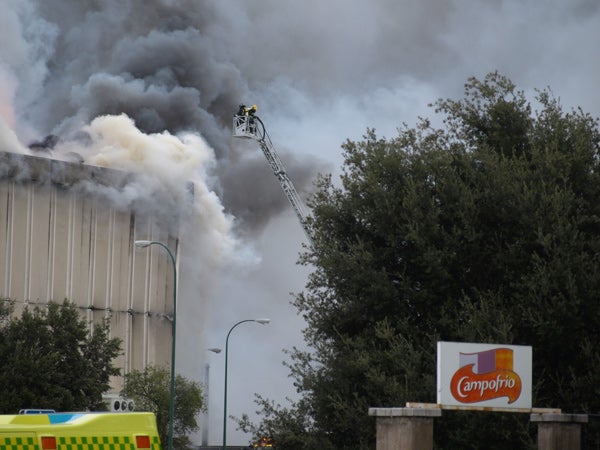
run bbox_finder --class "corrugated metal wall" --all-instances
[0,151,179,391]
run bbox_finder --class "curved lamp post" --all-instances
[222,318,270,450]
[135,240,177,450]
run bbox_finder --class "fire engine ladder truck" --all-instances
[233,108,313,245]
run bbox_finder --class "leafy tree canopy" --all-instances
[0,299,121,412]
[244,72,600,449]
[122,364,204,450]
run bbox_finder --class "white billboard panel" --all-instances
[437,341,532,410]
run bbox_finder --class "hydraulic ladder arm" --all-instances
[233,107,313,245]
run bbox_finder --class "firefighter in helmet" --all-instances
[237,104,257,116]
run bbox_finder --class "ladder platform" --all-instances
[233,115,258,139]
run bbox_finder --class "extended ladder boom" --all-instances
[233,110,313,245]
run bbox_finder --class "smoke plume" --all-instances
[4,0,321,233]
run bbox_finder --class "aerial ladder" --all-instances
[233,105,313,245]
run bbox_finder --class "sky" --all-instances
[1,0,600,445]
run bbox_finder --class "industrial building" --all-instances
[0,150,181,391]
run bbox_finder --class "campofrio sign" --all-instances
[437,342,532,410]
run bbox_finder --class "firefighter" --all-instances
[236,104,257,116]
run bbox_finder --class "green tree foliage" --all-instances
[122,365,204,450]
[247,72,600,449]
[0,299,121,412]
[239,392,334,450]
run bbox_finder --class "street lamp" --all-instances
[202,348,222,447]
[222,318,271,450]
[135,240,177,450]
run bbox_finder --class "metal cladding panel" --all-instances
[110,211,134,316]
[51,189,71,299]
[70,196,93,304]
[9,184,28,298]
[28,184,52,302]
[92,206,111,309]
[0,151,178,388]
[0,182,12,297]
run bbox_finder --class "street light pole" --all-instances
[203,348,222,447]
[222,318,270,450]
[135,240,177,450]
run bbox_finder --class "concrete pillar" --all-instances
[530,413,588,450]
[369,407,441,450]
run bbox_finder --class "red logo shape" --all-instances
[449,348,522,404]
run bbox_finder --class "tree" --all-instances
[246,73,600,449]
[122,365,204,450]
[238,393,333,450]
[0,299,121,412]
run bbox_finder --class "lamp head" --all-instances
[255,318,271,325]
[208,347,222,354]
[135,240,152,248]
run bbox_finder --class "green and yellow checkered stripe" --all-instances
[148,436,161,450]
[150,436,162,450]
[57,436,161,450]
[0,436,37,450]
[58,436,135,450]
[0,435,161,450]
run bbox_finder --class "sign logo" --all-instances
[449,348,522,404]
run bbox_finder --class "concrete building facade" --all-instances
[0,150,181,391]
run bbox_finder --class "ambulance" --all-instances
[0,411,161,450]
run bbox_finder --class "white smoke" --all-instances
[55,112,239,273]
[0,118,28,155]
[0,62,27,154]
